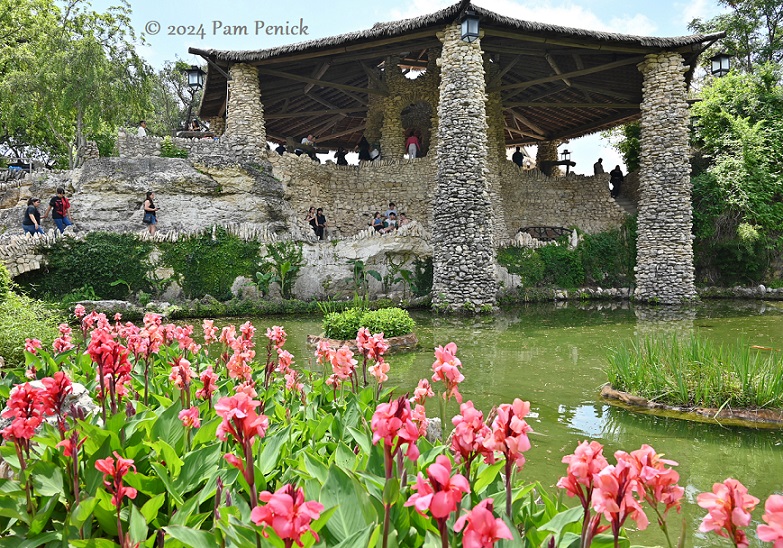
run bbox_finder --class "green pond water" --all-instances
[242,300,783,547]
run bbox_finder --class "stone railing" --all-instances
[117,131,239,164]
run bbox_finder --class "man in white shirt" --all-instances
[137,121,147,137]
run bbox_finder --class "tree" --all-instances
[689,0,783,73]
[147,60,204,137]
[0,0,153,168]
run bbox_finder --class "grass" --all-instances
[606,335,783,409]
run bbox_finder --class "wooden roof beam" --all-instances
[488,54,521,87]
[304,61,331,94]
[498,55,646,92]
[569,83,638,101]
[504,125,547,140]
[545,53,571,87]
[360,62,388,93]
[483,28,656,54]
[266,108,366,119]
[506,101,638,109]
[508,109,546,136]
[317,124,367,143]
[258,67,386,96]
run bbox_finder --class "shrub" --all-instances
[579,217,636,287]
[160,136,188,158]
[360,308,416,338]
[161,227,260,300]
[17,232,154,300]
[260,241,304,299]
[496,247,545,286]
[0,263,11,303]
[323,307,415,339]
[538,244,584,288]
[0,292,62,368]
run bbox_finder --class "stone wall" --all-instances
[635,52,695,304]
[225,63,267,162]
[268,153,436,238]
[497,162,629,237]
[118,132,239,164]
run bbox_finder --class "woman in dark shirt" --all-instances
[22,198,44,235]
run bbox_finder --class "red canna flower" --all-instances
[1,383,47,443]
[371,395,420,462]
[697,478,759,548]
[454,498,513,548]
[251,484,324,547]
[57,432,86,458]
[95,452,138,507]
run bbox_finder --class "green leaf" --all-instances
[29,495,59,536]
[68,540,119,548]
[128,503,148,544]
[320,466,373,541]
[140,493,166,524]
[148,439,184,478]
[164,525,217,548]
[473,461,504,494]
[179,443,221,493]
[331,525,374,548]
[258,426,288,475]
[0,532,61,548]
[30,460,65,498]
[334,441,358,471]
[150,462,184,506]
[539,505,584,533]
[302,451,329,484]
[382,477,400,505]
[151,402,184,450]
[71,496,99,529]
[347,426,372,455]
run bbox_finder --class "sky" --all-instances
[91,0,726,173]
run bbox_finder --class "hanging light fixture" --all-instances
[460,9,480,43]
[710,53,731,77]
[185,65,206,91]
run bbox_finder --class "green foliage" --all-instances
[159,136,188,158]
[259,241,304,299]
[0,292,62,367]
[537,244,585,288]
[579,217,637,286]
[161,227,260,300]
[607,335,783,409]
[409,257,433,297]
[0,263,12,303]
[359,308,416,338]
[497,247,545,286]
[616,122,640,173]
[323,307,414,339]
[17,232,154,300]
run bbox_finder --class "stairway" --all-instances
[613,195,637,216]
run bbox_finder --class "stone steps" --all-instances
[614,195,637,216]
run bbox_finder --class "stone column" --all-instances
[224,63,266,161]
[635,52,696,304]
[536,141,560,176]
[380,56,406,159]
[206,116,226,136]
[431,24,497,312]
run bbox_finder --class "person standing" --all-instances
[405,130,420,159]
[334,147,348,165]
[22,198,44,235]
[315,207,327,240]
[512,147,525,167]
[137,120,147,137]
[609,165,624,198]
[44,187,72,234]
[142,191,159,235]
[357,136,371,161]
[593,158,605,175]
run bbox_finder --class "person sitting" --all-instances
[334,147,348,165]
[275,143,286,155]
[369,144,381,161]
[190,119,201,131]
[385,202,397,218]
[137,120,147,137]
[398,212,411,226]
[512,147,524,167]
[381,212,398,233]
[371,212,384,232]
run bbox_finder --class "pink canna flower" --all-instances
[314,340,332,365]
[454,498,513,548]
[592,455,649,534]
[234,381,258,398]
[73,304,86,319]
[697,478,759,548]
[251,484,324,547]
[371,396,421,463]
[557,440,609,500]
[368,357,390,384]
[219,325,237,347]
[95,452,137,507]
[226,350,254,381]
[483,399,532,471]
[178,407,200,428]
[203,319,218,345]
[356,328,390,361]
[411,404,428,437]
[431,342,464,403]
[224,453,245,473]
[411,379,435,405]
[168,356,193,389]
[285,370,304,394]
[266,325,286,349]
[626,444,684,515]
[451,401,494,466]
[758,494,783,547]
[196,367,219,401]
[215,393,269,446]
[406,455,470,519]
[24,338,42,354]
[276,349,294,373]
[53,323,75,353]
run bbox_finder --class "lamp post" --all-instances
[460,9,480,43]
[183,65,206,130]
[710,52,731,77]
[560,149,571,175]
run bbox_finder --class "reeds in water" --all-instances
[606,335,783,409]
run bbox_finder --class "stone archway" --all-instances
[400,101,433,157]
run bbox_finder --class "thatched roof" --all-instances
[190,0,724,149]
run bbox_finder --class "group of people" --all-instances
[593,158,625,198]
[371,202,410,234]
[305,207,328,240]
[22,188,73,236]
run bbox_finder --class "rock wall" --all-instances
[118,132,239,164]
[635,52,695,304]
